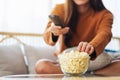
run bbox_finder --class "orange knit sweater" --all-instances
[43,4,113,58]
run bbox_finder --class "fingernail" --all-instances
[58,27,61,29]
[66,27,69,29]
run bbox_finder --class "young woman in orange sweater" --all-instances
[35,0,120,76]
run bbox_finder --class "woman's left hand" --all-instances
[77,42,95,55]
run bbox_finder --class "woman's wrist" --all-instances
[51,32,58,42]
[90,50,97,60]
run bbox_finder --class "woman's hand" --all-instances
[77,42,95,55]
[50,23,69,36]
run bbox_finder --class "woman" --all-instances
[35,0,120,76]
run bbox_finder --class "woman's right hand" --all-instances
[50,23,70,36]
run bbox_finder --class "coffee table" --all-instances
[1,74,120,80]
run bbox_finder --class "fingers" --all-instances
[61,27,69,34]
[81,42,88,51]
[51,26,62,35]
[50,24,69,36]
[88,46,94,55]
[77,42,94,55]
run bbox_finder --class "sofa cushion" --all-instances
[0,44,28,76]
[24,45,57,74]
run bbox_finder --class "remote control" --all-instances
[49,15,65,28]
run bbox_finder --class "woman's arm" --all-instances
[89,10,113,57]
[43,4,65,46]
[43,20,58,46]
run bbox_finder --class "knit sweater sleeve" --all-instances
[89,10,113,58]
[43,4,64,46]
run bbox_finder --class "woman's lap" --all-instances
[35,53,120,75]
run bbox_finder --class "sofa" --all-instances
[0,32,58,76]
[0,43,58,76]
[0,32,120,77]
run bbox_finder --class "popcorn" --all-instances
[59,50,89,75]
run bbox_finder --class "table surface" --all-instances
[1,74,120,80]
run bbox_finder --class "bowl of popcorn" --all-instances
[58,47,90,76]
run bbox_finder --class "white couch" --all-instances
[0,32,58,77]
[0,43,57,77]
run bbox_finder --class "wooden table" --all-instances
[1,74,120,80]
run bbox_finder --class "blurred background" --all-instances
[0,0,65,33]
[0,0,120,49]
[0,0,119,36]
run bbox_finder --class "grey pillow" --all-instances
[0,44,28,77]
[88,52,112,71]
[23,45,57,74]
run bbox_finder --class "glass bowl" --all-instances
[58,47,90,76]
